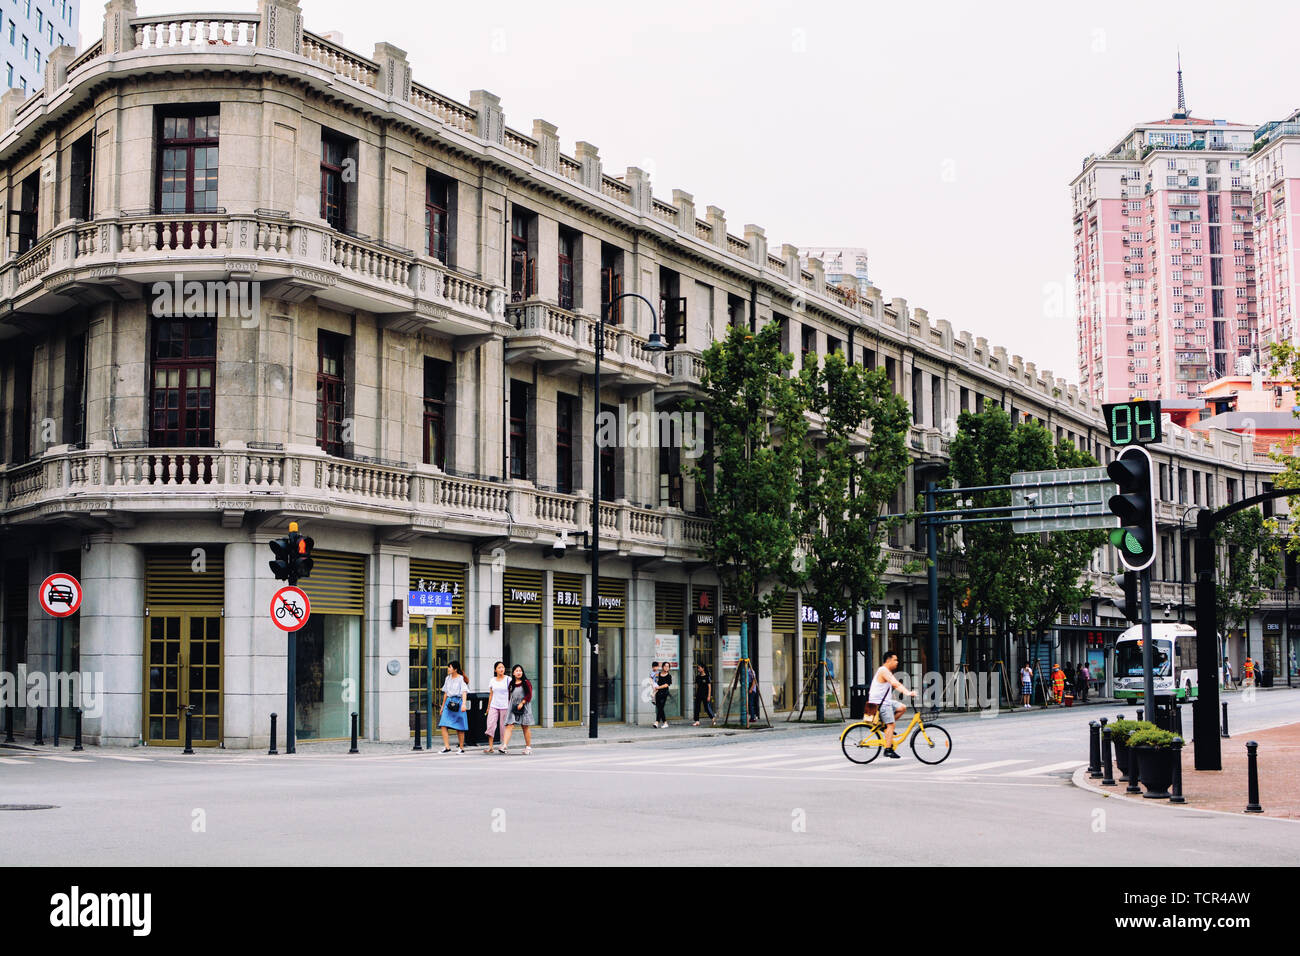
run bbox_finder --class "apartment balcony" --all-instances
[0,210,503,344]
[503,300,667,394]
[654,347,706,406]
[0,443,693,559]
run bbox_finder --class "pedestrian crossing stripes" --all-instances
[0,745,1085,782]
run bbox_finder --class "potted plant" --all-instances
[1107,719,1154,779]
[1129,727,1182,799]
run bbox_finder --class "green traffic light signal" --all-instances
[1106,446,1155,572]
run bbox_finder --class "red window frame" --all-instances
[316,332,347,456]
[150,319,216,448]
[320,134,349,231]
[156,110,219,216]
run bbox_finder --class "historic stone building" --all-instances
[0,1,1288,748]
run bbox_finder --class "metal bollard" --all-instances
[34,708,45,746]
[1101,726,1116,786]
[1088,721,1102,778]
[182,706,195,755]
[412,710,423,751]
[73,709,83,752]
[1170,738,1185,804]
[1221,701,1230,738]
[349,712,359,754]
[1137,707,1143,722]
[1175,701,1184,738]
[1245,741,1263,813]
[268,713,279,756]
[1126,746,1142,794]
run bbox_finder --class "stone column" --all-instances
[673,190,695,234]
[744,224,766,266]
[470,549,504,688]
[370,543,410,742]
[536,213,559,305]
[532,120,560,172]
[575,142,601,191]
[782,243,801,281]
[470,90,504,145]
[625,167,652,214]
[808,257,825,294]
[79,535,144,746]
[44,45,77,94]
[102,0,138,55]
[630,571,656,725]
[706,206,726,247]
[258,0,303,55]
[372,42,411,102]
[222,539,263,750]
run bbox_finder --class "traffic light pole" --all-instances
[1140,567,1154,713]
[286,623,297,755]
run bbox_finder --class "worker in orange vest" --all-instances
[1051,664,1066,704]
[1244,656,1255,686]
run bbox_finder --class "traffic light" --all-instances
[1110,571,1140,624]
[268,534,293,582]
[1106,445,1156,572]
[268,521,314,585]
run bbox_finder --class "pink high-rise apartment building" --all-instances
[1073,73,1256,405]
[1251,110,1300,351]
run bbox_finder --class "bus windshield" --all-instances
[1117,639,1173,678]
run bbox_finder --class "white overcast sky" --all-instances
[84,0,1300,384]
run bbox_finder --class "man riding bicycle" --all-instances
[870,651,918,759]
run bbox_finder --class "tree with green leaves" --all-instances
[1215,508,1282,663]
[948,402,1107,692]
[690,321,808,726]
[793,350,911,720]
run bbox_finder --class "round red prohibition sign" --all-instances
[39,573,83,617]
[270,586,310,631]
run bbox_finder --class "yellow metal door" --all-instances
[553,627,583,726]
[144,612,222,746]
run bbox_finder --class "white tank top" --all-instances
[870,669,893,705]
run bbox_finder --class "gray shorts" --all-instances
[878,699,898,724]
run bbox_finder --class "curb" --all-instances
[1069,759,1300,825]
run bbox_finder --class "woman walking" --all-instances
[437,660,469,753]
[500,664,534,755]
[653,661,672,728]
[483,661,510,753]
[692,663,715,727]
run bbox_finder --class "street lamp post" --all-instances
[589,293,665,740]
[1178,505,1200,623]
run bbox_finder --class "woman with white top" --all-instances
[500,664,535,755]
[437,660,469,753]
[483,660,510,754]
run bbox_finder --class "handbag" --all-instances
[446,695,462,712]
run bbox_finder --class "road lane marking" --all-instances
[934,759,1029,776]
[1005,760,1086,776]
[98,755,152,762]
[29,755,92,763]
[0,757,30,765]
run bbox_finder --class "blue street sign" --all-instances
[408,590,453,615]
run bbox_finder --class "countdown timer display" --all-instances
[1101,400,1162,448]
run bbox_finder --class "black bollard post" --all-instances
[72,708,83,752]
[1126,746,1142,795]
[1088,721,1102,778]
[1137,707,1144,722]
[268,713,278,756]
[3,704,12,743]
[1221,701,1230,738]
[1175,700,1184,738]
[1101,726,1116,786]
[1245,741,1263,813]
[349,712,359,754]
[182,706,194,755]
[1170,738,1185,804]
[413,710,423,751]
[34,707,45,746]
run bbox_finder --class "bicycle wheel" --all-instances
[841,723,884,764]
[910,723,952,764]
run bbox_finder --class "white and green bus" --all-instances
[1112,623,1219,700]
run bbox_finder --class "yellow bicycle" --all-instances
[840,709,952,765]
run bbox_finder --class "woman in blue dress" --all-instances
[438,660,469,753]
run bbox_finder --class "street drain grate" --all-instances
[0,804,58,811]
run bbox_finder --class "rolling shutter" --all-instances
[503,568,543,623]
[598,577,626,628]
[298,549,365,614]
[655,582,684,631]
[553,572,583,626]
[145,548,224,609]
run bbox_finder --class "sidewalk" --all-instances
[1074,721,1300,821]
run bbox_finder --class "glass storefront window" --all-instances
[295,615,361,740]
[504,622,542,689]
[772,632,795,711]
[599,627,624,720]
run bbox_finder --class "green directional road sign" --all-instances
[1010,466,1120,534]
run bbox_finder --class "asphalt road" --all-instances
[3,689,1297,866]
